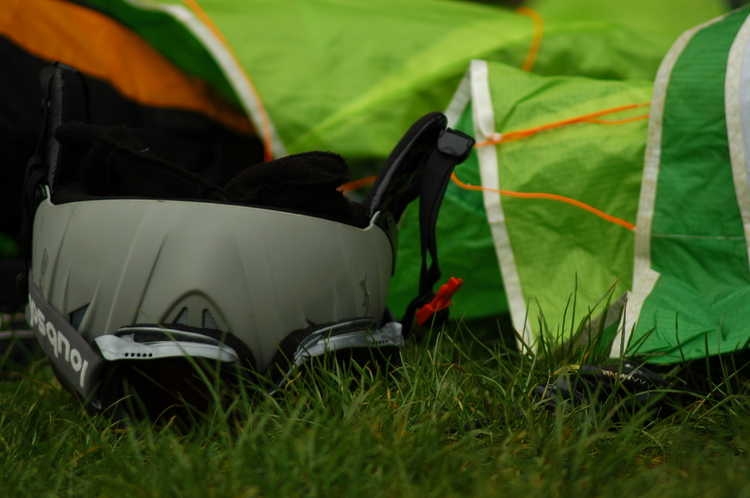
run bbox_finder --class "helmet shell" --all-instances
[30,194,392,372]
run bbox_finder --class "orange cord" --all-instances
[182,0,275,162]
[516,7,544,72]
[450,173,635,231]
[340,103,649,231]
[476,102,651,146]
[338,171,635,231]
[466,103,647,231]
[583,115,650,125]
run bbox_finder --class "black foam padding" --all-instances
[53,122,370,227]
[364,112,447,221]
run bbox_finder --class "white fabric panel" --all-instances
[727,15,750,268]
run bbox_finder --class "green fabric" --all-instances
[532,0,727,42]
[83,0,239,107]
[390,62,650,327]
[195,0,527,163]
[487,22,673,80]
[83,0,679,170]
[631,8,750,363]
[486,63,650,337]
[210,1,671,164]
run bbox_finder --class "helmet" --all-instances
[21,64,473,416]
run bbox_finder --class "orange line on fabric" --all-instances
[182,0,275,162]
[516,7,544,72]
[339,172,636,231]
[475,102,651,146]
[584,115,650,125]
[340,102,649,231]
[339,175,377,194]
[450,172,635,231]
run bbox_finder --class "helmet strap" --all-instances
[401,128,474,336]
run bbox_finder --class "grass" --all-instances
[2,312,750,497]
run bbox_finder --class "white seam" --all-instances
[728,14,750,269]
[469,60,532,349]
[610,269,659,358]
[122,0,287,158]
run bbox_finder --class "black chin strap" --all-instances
[401,128,474,336]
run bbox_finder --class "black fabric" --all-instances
[0,34,263,239]
[56,123,231,202]
[224,151,367,225]
[53,122,369,227]
[399,129,475,336]
[0,38,46,240]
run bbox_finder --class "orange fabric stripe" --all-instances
[0,0,254,136]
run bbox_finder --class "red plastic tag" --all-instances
[415,277,463,326]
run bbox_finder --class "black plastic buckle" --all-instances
[437,128,475,162]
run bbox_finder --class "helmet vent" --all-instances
[173,307,189,326]
[202,309,219,330]
[69,304,89,330]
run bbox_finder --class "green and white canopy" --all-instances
[79,0,708,166]
[616,7,750,363]
[392,6,750,363]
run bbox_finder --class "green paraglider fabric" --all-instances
[391,62,650,336]
[625,8,750,363]
[81,0,696,166]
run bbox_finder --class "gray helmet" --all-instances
[20,64,473,415]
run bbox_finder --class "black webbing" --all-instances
[401,128,474,336]
[28,282,106,402]
[18,63,89,300]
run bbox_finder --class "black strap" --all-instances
[365,112,446,221]
[401,128,474,336]
[18,63,90,301]
[28,282,106,402]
